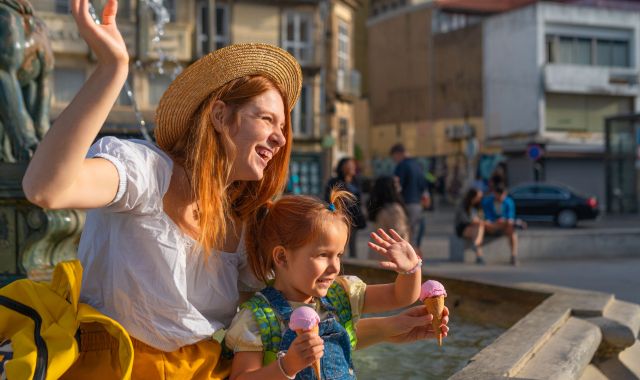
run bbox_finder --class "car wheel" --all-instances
[556,209,577,228]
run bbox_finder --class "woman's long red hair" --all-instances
[166,76,292,253]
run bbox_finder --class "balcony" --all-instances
[336,69,361,98]
[544,64,639,96]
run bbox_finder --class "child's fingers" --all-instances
[370,231,391,248]
[389,229,404,242]
[377,228,394,243]
[367,242,389,257]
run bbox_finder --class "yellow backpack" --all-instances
[0,260,133,379]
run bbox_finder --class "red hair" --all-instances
[166,75,292,253]
[246,189,354,283]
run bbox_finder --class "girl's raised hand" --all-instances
[71,0,129,66]
[368,228,420,273]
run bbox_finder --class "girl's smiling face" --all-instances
[273,220,349,303]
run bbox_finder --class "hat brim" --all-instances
[155,43,302,151]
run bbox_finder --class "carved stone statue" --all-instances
[0,0,54,162]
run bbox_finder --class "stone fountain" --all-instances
[0,0,181,282]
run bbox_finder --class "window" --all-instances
[292,84,313,137]
[596,40,629,67]
[196,0,209,56]
[53,68,85,103]
[546,34,631,68]
[434,11,483,34]
[148,74,173,106]
[215,3,230,50]
[511,187,536,199]
[282,12,313,64]
[55,0,69,14]
[337,20,350,92]
[537,187,567,199]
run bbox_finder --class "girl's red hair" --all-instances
[246,189,354,282]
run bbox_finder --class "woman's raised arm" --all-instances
[23,0,129,209]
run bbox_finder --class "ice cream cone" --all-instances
[424,295,445,346]
[296,325,321,380]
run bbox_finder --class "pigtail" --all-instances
[327,187,355,229]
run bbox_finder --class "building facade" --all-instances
[366,1,501,200]
[32,0,361,197]
[366,0,640,203]
[484,2,640,204]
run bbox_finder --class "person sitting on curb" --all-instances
[481,185,526,266]
[454,188,486,265]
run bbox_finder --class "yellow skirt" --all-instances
[61,323,231,380]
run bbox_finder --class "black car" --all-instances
[509,183,599,228]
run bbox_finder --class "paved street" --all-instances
[352,205,640,305]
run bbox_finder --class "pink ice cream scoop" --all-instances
[289,306,321,331]
[419,280,447,301]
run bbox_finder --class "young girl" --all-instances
[225,190,426,380]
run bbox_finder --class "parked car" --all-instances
[509,183,599,228]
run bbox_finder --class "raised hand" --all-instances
[71,0,129,65]
[368,228,420,273]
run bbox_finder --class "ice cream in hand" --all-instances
[289,306,322,379]
[419,280,447,346]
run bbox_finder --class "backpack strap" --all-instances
[241,293,282,365]
[325,281,357,350]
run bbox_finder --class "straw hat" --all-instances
[154,43,302,151]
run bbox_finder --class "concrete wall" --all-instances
[433,23,483,120]
[368,5,432,125]
[483,5,541,140]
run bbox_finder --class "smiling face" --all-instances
[222,88,287,182]
[273,219,349,303]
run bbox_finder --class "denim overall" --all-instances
[260,286,356,380]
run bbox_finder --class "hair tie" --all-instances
[327,203,336,212]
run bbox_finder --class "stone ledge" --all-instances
[449,281,638,380]
[516,317,602,380]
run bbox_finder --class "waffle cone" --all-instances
[296,325,321,379]
[424,295,445,346]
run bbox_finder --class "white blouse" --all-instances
[78,137,263,351]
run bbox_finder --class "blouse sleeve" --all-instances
[87,137,173,214]
[224,308,264,353]
[334,275,367,325]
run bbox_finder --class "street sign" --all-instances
[527,143,544,161]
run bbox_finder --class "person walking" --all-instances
[390,144,428,252]
[367,176,411,259]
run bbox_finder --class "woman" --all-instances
[454,188,486,264]
[367,176,411,248]
[325,157,366,258]
[22,1,448,378]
